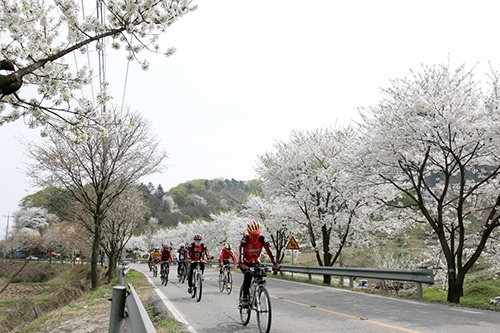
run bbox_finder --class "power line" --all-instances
[96,0,107,114]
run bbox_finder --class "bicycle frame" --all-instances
[239,265,273,333]
[160,261,170,286]
[219,264,233,294]
[178,261,187,283]
[151,259,160,277]
[190,260,206,302]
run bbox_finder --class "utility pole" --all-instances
[3,212,10,262]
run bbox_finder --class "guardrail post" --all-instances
[308,273,312,282]
[416,282,423,300]
[349,277,354,288]
[108,286,127,333]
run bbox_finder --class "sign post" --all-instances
[286,236,300,266]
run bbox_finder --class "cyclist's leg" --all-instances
[241,270,252,304]
[187,263,194,289]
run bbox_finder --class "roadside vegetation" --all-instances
[0,261,187,333]
[1,253,498,332]
[275,250,500,312]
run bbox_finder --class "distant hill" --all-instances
[137,178,262,229]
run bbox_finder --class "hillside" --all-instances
[137,178,262,229]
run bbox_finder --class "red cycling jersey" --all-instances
[238,234,277,265]
[219,248,237,266]
[186,242,210,261]
[160,250,173,261]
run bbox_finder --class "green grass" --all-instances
[425,279,500,310]
[273,271,500,311]
[126,269,187,333]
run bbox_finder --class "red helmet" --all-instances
[247,220,262,235]
[163,244,169,251]
[194,234,202,241]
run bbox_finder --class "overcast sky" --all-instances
[2,0,500,238]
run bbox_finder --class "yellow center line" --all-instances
[271,295,423,333]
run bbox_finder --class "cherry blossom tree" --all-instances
[204,211,246,250]
[25,107,167,289]
[41,220,89,262]
[100,185,148,281]
[12,207,59,232]
[0,0,196,131]
[256,127,374,283]
[356,62,500,303]
[242,194,304,264]
[9,227,41,255]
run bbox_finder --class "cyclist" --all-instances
[176,244,188,277]
[186,234,211,293]
[149,247,161,268]
[219,243,237,274]
[238,220,280,308]
[160,244,173,273]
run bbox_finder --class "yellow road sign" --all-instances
[286,236,300,250]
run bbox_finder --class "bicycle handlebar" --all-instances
[247,265,273,277]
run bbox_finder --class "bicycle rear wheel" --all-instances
[191,282,196,298]
[195,272,203,302]
[239,288,251,325]
[256,286,272,333]
[226,271,232,295]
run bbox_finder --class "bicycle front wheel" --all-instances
[163,265,169,286]
[160,268,166,285]
[239,288,251,325]
[226,271,232,295]
[180,266,186,283]
[218,272,224,292]
[195,272,203,302]
[256,286,272,333]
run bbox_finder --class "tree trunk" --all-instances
[322,225,332,284]
[107,255,117,283]
[90,215,102,290]
[447,269,463,303]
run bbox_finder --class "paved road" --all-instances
[131,263,499,333]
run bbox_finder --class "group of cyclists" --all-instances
[147,219,281,307]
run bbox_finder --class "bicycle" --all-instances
[189,259,210,302]
[218,264,233,294]
[178,261,187,283]
[160,261,170,286]
[238,265,273,333]
[151,259,159,278]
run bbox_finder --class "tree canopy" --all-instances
[357,62,500,303]
[0,0,196,131]
[25,107,167,289]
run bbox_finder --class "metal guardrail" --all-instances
[108,260,434,332]
[108,261,156,333]
[277,264,434,299]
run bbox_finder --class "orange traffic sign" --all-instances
[286,236,300,250]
